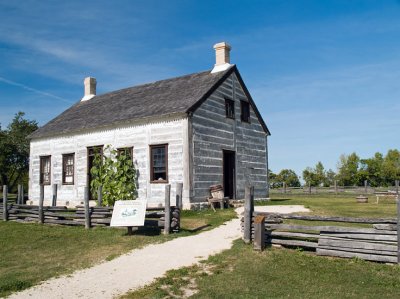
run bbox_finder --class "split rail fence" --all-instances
[1,183,182,235]
[242,186,400,264]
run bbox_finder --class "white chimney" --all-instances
[81,77,96,101]
[211,42,232,73]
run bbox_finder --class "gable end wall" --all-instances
[191,73,268,201]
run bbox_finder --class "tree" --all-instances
[90,145,137,206]
[276,169,301,187]
[302,162,326,187]
[0,112,38,191]
[325,169,337,187]
[382,149,400,186]
[358,152,384,187]
[336,153,360,186]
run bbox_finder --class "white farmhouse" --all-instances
[28,42,271,209]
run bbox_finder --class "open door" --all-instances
[223,150,236,199]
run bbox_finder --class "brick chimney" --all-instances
[81,77,96,101]
[211,42,232,73]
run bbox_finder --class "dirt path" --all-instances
[9,205,308,299]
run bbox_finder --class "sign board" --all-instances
[110,200,147,227]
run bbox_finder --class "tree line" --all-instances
[270,150,400,188]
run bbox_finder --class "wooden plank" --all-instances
[39,185,44,224]
[271,231,319,239]
[3,185,8,221]
[84,186,91,229]
[267,224,397,235]
[164,184,171,235]
[397,198,400,263]
[319,235,397,245]
[320,232,397,242]
[258,213,397,224]
[316,248,397,263]
[318,238,397,253]
[243,186,252,244]
[175,182,183,209]
[271,239,318,249]
[254,215,265,251]
[373,224,397,231]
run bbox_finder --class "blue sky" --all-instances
[1,0,399,178]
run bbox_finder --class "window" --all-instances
[241,100,250,123]
[225,98,235,119]
[117,147,133,161]
[40,156,51,185]
[62,154,75,185]
[150,144,168,183]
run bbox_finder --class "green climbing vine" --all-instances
[90,145,137,206]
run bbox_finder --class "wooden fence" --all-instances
[271,180,400,196]
[1,183,182,235]
[242,186,400,264]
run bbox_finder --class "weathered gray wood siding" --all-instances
[29,117,187,207]
[191,73,268,201]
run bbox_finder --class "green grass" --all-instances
[123,240,400,299]
[257,193,397,218]
[0,207,237,297]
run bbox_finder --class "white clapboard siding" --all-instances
[29,117,186,207]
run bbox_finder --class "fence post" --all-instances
[397,197,400,264]
[97,185,103,207]
[52,184,58,207]
[17,184,21,204]
[283,182,286,194]
[364,180,368,194]
[334,180,338,195]
[396,180,399,196]
[164,184,171,235]
[176,182,183,209]
[3,185,8,221]
[39,184,44,224]
[308,183,311,194]
[84,187,91,229]
[21,185,24,204]
[244,185,254,244]
[254,215,265,251]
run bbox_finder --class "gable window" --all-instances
[150,144,168,183]
[241,100,250,123]
[62,153,75,185]
[40,156,51,185]
[225,98,235,119]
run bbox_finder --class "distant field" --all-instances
[258,193,397,219]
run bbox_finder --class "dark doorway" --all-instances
[223,150,236,199]
[87,146,103,200]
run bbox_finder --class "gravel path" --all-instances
[9,205,308,299]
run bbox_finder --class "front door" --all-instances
[223,150,236,199]
[87,146,103,200]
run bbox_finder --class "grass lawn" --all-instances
[0,208,236,297]
[258,193,397,218]
[123,240,400,299]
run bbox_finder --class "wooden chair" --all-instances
[207,184,229,211]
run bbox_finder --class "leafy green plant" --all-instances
[90,145,137,206]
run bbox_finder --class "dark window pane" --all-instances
[150,145,168,182]
[225,99,235,119]
[241,101,250,123]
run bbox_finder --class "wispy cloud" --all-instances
[0,76,72,103]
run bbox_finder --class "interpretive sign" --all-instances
[110,200,147,227]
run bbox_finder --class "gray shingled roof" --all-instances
[29,67,233,139]
[29,65,269,139]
